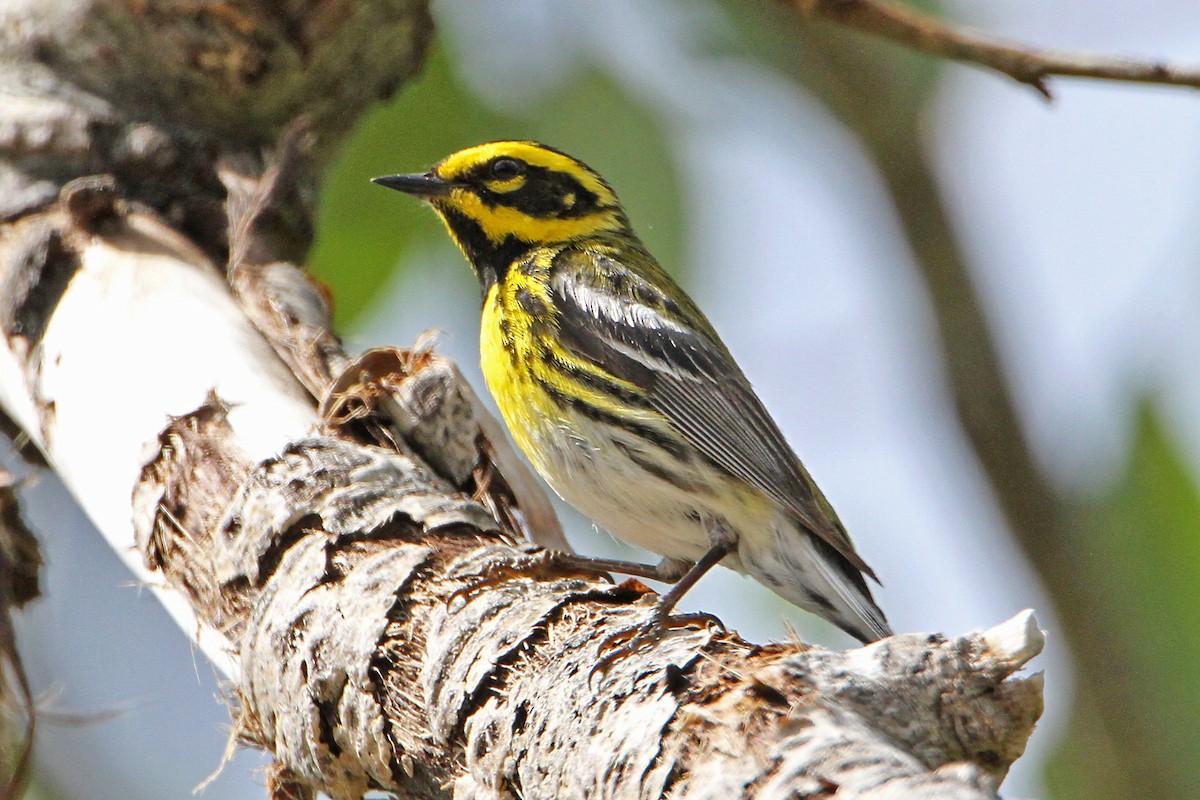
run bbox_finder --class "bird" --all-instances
[373,141,891,644]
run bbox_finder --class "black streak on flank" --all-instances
[514,286,546,317]
[0,225,79,347]
[535,379,692,462]
[612,439,700,492]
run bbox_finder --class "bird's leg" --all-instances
[542,552,694,583]
[592,537,735,677]
[651,539,735,621]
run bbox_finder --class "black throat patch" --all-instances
[438,207,533,295]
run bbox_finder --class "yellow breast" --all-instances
[478,263,676,490]
[479,281,557,475]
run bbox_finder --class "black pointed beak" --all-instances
[371,172,455,197]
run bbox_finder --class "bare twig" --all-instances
[784,0,1200,98]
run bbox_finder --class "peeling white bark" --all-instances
[0,203,320,675]
[45,217,316,535]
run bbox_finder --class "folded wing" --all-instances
[549,247,877,582]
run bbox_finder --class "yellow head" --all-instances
[373,141,631,288]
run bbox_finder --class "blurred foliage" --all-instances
[1046,404,1200,800]
[725,3,1200,799]
[308,44,684,327]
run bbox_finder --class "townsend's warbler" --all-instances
[374,141,891,643]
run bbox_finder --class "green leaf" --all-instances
[1046,402,1200,799]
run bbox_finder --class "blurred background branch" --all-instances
[782,0,1200,97]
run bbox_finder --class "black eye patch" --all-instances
[473,162,604,218]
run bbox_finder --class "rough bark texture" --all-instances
[0,473,40,799]
[0,2,1044,798]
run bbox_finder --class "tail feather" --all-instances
[809,533,892,643]
[744,523,892,645]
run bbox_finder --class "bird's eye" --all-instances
[490,158,524,181]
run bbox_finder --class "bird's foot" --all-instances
[447,548,690,607]
[590,600,724,679]
[447,545,572,605]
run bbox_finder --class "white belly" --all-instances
[522,409,759,567]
